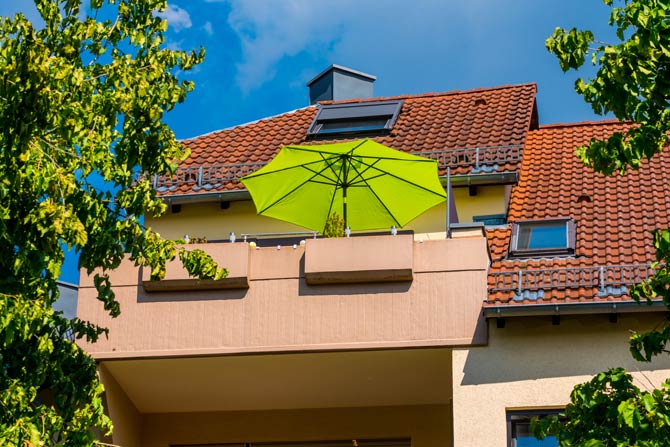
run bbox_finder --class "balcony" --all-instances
[489,263,657,301]
[77,232,489,360]
[150,144,523,192]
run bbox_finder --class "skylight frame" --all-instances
[307,100,403,137]
[509,217,576,258]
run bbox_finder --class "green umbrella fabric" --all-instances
[241,139,447,232]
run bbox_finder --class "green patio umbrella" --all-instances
[240,139,446,232]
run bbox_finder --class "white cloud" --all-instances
[223,0,517,94]
[227,0,356,93]
[203,21,214,36]
[157,3,192,33]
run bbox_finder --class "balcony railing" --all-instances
[151,144,523,192]
[152,162,267,192]
[418,144,523,173]
[490,264,657,298]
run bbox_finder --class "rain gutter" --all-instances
[483,300,667,318]
[448,172,518,187]
[161,190,251,205]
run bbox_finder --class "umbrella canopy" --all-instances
[241,139,446,232]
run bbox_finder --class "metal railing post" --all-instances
[489,264,655,293]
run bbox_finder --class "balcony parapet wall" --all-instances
[78,235,489,360]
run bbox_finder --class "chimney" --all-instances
[307,64,376,105]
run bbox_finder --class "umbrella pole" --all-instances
[343,186,348,229]
[342,155,349,230]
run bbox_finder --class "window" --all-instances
[307,100,403,137]
[473,213,507,226]
[509,218,575,257]
[508,410,562,447]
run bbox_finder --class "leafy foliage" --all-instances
[323,212,345,238]
[534,368,670,446]
[537,0,670,444]
[0,0,225,444]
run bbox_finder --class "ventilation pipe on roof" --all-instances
[307,64,376,105]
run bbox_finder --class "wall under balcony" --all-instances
[140,404,452,447]
[78,234,488,359]
[452,313,670,447]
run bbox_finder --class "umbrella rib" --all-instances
[322,183,341,233]
[301,163,342,185]
[255,154,347,214]
[354,155,436,162]
[346,158,381,186]
[348,161,402,228]
[305,179,343,186]
[353,158,447,198]
[317,152,345,187]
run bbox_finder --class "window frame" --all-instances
[509,218,576,258]
[307,100,403,137]
[507,409,563,447]
[473,213,507,226]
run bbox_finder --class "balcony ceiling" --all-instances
[102,348,452,413]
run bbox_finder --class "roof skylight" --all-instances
[509,218,576,257]
[307,100,403,137]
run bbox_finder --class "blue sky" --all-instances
[2,0,617,283]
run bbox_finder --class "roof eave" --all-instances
[483,299,666,318]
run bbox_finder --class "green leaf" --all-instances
[0,0,210,444]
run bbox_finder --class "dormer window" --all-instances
[509,218,576,257]
[307,100,403,137]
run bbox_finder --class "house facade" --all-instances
[78,66,670,446]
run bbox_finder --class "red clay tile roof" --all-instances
[157,83,538,197]
[487,120,670,305]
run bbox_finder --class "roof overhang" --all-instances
[157,172,519,205]
[483,299,666,319]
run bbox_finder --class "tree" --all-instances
[533,0,670,444]
[0,1,226,445]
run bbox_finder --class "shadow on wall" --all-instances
[459,313,670,386]
[137,285,249,303]
[298,279,413,297]
[136,264,250,303]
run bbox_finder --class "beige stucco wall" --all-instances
[140,404,452,447]
[146,185,506,240]
[78,237,488,359]
[452,313,670,446]
[99,365,142,447]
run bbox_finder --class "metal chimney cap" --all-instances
[306,64,376,87]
